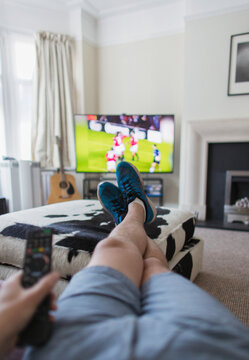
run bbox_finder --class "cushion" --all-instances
[0,200,201,282]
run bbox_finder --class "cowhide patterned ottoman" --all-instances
[0,200,203,297]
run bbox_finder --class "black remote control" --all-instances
[17,228,53,347]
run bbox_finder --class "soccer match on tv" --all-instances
[74,114,175,173]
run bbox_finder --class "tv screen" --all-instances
[74,114,174,173]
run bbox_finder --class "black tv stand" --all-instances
[83,177,163,206]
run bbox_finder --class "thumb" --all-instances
[4,270,23,286]
[26,272,60,308]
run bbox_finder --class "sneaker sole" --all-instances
[118,162,157,224]
[97,181,115,219]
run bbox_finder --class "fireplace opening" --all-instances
[224,171,249,225]
[203,142,249,231]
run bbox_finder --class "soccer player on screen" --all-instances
[113,132,126,161]
[105,147,117,172]
[150,144,161,172]
[130,129,139,161]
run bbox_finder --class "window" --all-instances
[0,32,35,160]
[0,40,6,158]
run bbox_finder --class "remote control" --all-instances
[17,228,53,347]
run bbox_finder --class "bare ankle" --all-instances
[126,202,145,223]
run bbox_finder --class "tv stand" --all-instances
[83,177,163,206]
[83,177,116,200]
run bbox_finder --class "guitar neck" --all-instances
[57,136,66,182]
[59,168,66,182]
[59,155,66,180]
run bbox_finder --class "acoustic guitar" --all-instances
[47,136,81,204]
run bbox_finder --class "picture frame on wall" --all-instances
[227,32,249,96]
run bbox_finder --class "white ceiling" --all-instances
[73,0,249,19]
[3,0,249,18]
[63,0,179,18]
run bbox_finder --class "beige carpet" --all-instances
[194,227,249,327]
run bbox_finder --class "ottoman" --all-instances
[0,200,203,297]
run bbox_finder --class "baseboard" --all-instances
[179,204,206,220]
[162,202,179,209]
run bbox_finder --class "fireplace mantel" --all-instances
[179,118,249,220]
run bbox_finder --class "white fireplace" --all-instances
[179,118,249,220]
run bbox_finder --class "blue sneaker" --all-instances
[116,161,157,224]
[97,181,128,224]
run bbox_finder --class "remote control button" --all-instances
[31,257,45,271]
[32,271,43,277]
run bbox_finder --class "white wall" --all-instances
[184,9,249,121]
[97,34,184,205]
[97,0,185,46]
[83,40,98,113]
[179,9,249,216]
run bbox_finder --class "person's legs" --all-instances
[91,163,157,287]
[24,163,156,360]
[140,237,248,326]
[141,237,170,285]
[24,264,141,360]
[135,239,249,360]
[24,160,249,360]
[88,201,148,287]
[24,198,148,360]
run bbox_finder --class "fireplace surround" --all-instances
[179,118,249,224]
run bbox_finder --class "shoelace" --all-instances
[110,198,127,216]
[122,180,142,203]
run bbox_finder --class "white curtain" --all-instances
[32,32,75,168]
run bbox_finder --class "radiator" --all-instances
[41,171,54,205]
[0,160,20,212]
[0,160,43,212]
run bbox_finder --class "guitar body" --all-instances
[47,173,81,205]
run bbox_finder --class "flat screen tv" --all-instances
[74,114,175,173]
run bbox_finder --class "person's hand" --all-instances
[0,271,59,359]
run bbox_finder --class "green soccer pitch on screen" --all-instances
[74,114,175,173]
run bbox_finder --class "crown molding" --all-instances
[2,0,183,19]
[68,0,180,19]
[93,0,178,19]
[185,3,249,22]
[3,0,249,20]
[2,0,68,13]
